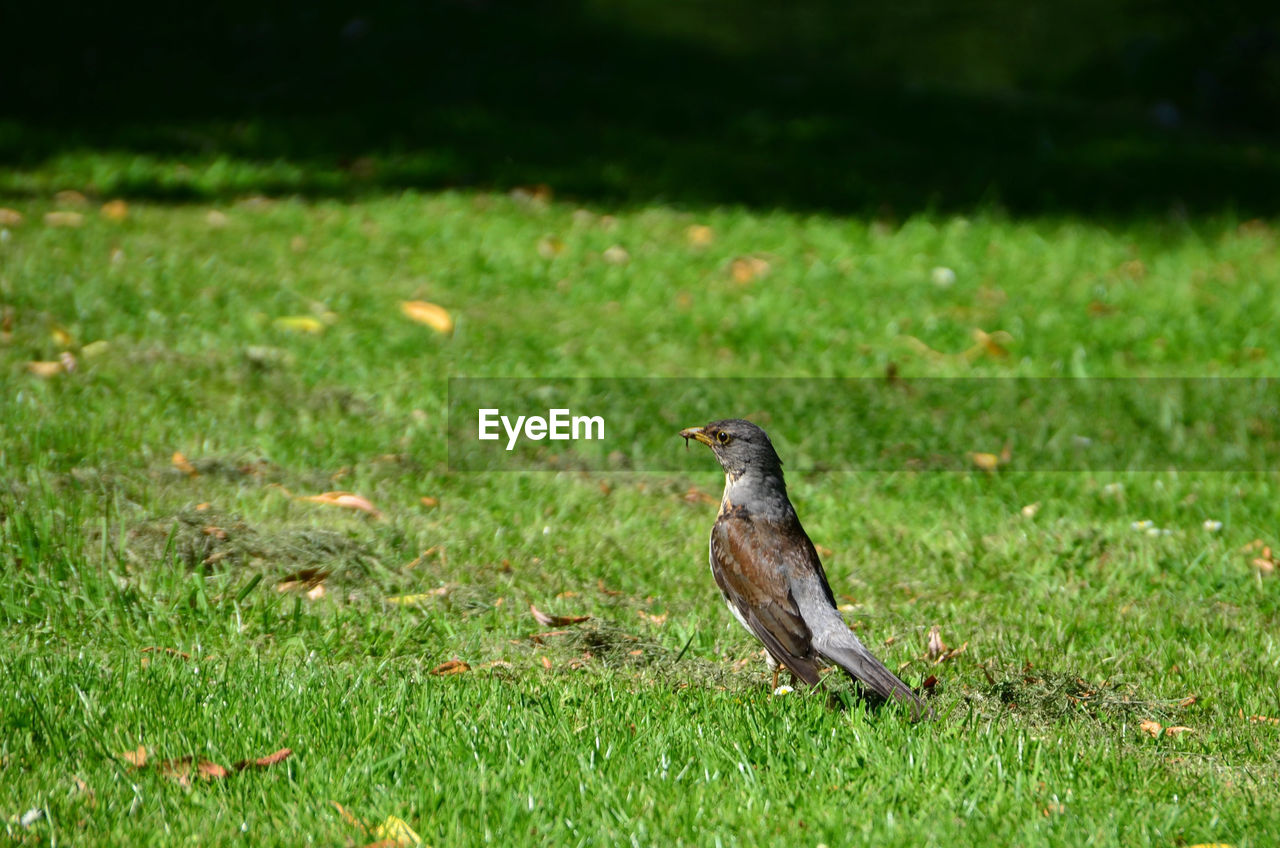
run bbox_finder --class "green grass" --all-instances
[3,186,1280,846]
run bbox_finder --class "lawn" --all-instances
[2,179,1279,846]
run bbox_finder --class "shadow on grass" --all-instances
[5,0,1280,216]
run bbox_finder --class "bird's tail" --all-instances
[816,631,934,721]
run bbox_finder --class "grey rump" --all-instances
[680,418,931,720]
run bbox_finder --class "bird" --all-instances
[680,418,931,720]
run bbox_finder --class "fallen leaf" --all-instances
[970,451,1000,472]
[686,224,713,246]
[400,300,454,334]
[55,190,88,207]
[1164,726,1195,737]
[273,315,325,334]
[1248,714,1280,725]
[637,609,668,625]
[1179,695,1198,707]
[373,815,423,847]
[927,625,947,659]
[419,496,439,508]
[234,748,292,771]
[0,208,22,226]
[100,199,129,221]
[299,491,384,519]
[430,660,470,675]
[529,603,590,627]
[43,211,84,228]
[26,359,69,378]
[965,328,1012,360]
[386,587,448,604]
[597,579,622,596]
[197,761,229,780]
[202,525,227,540]
[120,745,148,768]
[730,255,770,284]
[541,656,553,669]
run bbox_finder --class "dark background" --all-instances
[4,0,1279,215]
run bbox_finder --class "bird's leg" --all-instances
[771,665,780,692]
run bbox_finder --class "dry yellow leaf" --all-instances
[430,660,470,675]
[1139,719,1163,737]
[26,360,67,378]
[299,491,383,518]
[273,315,325,334]
[386,588,448,605]
[970,452,1000,471]
[400,300,454,334]
[0,208,23,226]
[44,211,84,228]
[373,814,423,846]
[686,224,713,246]
[100,199,129,221]
[120,745,148,767]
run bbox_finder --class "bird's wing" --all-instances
[710,514,823,685]
[784,534,933,720]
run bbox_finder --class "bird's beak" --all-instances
[680,426,714,447]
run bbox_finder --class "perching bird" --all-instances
[681,418,931,720]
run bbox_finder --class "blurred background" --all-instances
[5,0,1279,216]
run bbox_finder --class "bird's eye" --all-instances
[716,431,731,445]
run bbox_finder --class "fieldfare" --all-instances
[681,418,931,719]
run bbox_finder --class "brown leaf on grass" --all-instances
[1164,726,1195,737]
[637,609,668,626]
[729,255,770,284]
[44,211,84,227]
[927,626,947,659]
[299,491,384,519]
[430,660,470,676]
[529,603,590,627]
[965,328,1012,360]
[0,208,23,226]
[156,757,194,787]
[540,656,553,670]
[528,629,572,643]
[400,300,454,334]
[172,452,198,476]
[1139,720,1163,738]
[597,579,622,596]
[100,199,129,221]
[120,745,148,767]
[419,496,439,508]
[233,748,292,771]
[1179,695,1198,707]
[202,525,228,540]
[1249,714,1280,726]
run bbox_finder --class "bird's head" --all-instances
[679,418,784,480]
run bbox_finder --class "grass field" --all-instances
[3,177,1280,846]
